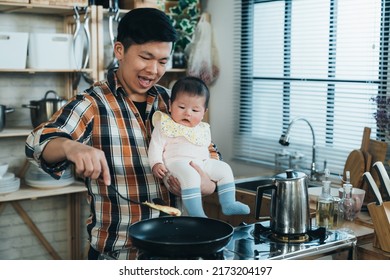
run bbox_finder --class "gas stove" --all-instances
[99,221,357,260]
[223,222,357,260]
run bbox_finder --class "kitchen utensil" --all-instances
[107,184,181,216]
[129,216,234,257]
[363,171,383,205]
[72,6,94,90]
[106,2,120,70]
[255,169,310,235]
[373,161,390,199]
[22,90,67,128]
[364,139,388,203]
[343,149,365,189]
[0,105,15,132]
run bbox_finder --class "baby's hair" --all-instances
[171,76,210,109]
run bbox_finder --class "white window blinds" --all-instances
[233,0,388,175]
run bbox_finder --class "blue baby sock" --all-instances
[182,188,207,217]
[218,183,250,215]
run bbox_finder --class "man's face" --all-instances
[114,41,172,100]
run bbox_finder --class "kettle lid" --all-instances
[275,169,307,180]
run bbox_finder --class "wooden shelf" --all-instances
[0,127,32,138]
[0,2,81,15]
[0,181,86,202]
[0,68,93,73]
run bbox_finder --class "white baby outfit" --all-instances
[148,111,250,217]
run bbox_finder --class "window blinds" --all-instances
[233,0,388,175]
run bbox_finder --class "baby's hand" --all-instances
[152,163,168,179]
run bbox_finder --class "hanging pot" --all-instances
[0,105,15,132]
[22,90,67,128]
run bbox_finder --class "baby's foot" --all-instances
[222,202,250,216]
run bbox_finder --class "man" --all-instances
[25,8,219,259]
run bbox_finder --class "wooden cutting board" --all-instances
[343,149,365,188]
[360,127,372,190]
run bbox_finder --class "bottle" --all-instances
[316,169,334,229]
[340,183,356,221]
[332,197,343,229]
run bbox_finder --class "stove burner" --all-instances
[271,233,309,243]
[252,223,327,244]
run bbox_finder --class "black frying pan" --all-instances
[129,216,234,257]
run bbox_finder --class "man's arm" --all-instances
[42,138,111,186]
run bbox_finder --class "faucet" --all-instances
[279,117,319,181]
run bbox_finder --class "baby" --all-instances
[148,76,250,217]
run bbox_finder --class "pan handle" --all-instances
[22,104,39,109]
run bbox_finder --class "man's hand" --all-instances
[190,161,216,195]
[43,138,111,186]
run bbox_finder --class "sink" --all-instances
[235,176,319,193]
[235,176,273,193]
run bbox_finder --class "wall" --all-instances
[202,0,266,177]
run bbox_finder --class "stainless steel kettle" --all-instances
[255,169,311,235]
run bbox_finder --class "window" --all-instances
[233,0,388,175]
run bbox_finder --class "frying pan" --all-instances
[129,216,234,257]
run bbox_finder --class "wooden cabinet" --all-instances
[357,242,390,260]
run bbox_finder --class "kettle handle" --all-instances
[255,184,275,220]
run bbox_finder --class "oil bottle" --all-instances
[340,182,355,221]
[316,169,334,229]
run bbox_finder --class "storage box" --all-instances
[27,33,78,70]
[0,32,28,69]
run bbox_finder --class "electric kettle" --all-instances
[255,169,311,235]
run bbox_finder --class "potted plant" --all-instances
[164,0,201,67]
[371,95,390,140]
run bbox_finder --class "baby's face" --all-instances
[170,93,207,127]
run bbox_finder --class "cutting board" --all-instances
[360,127,372,190]
[344,149,365,188]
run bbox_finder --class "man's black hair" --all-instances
[171,76,210,109]
[117,8,178,50]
